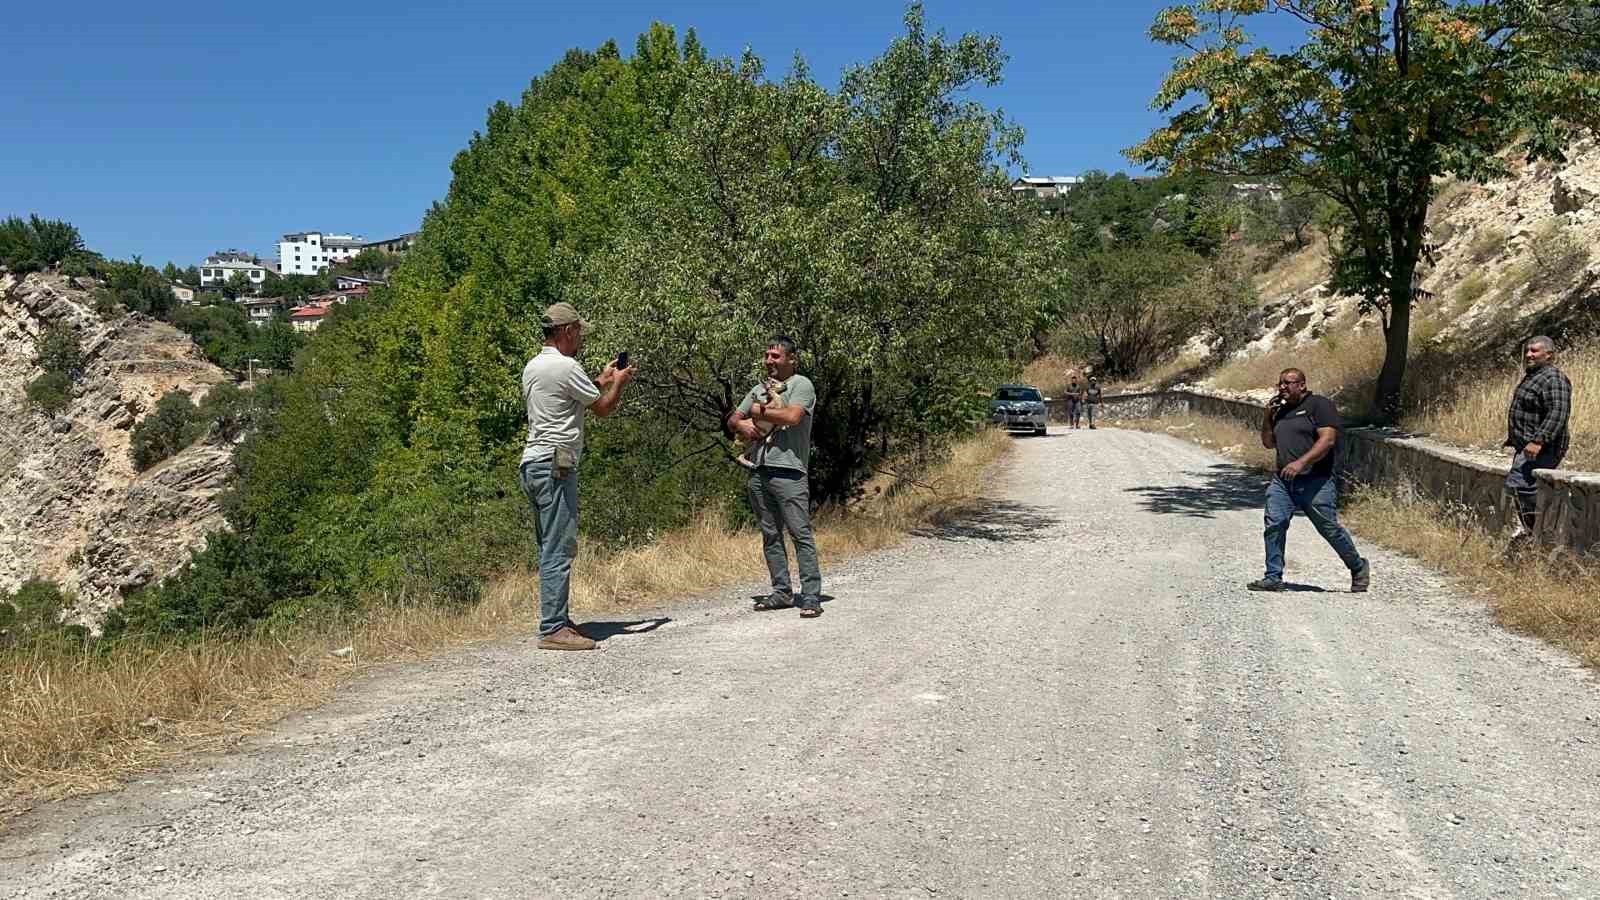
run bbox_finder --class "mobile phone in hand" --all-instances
[616,351,630,369]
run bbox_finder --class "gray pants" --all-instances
[1505,446,1564,533]
[520,457,579,637]
[747,467,822,601]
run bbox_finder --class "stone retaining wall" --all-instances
[1049,391,1600,555]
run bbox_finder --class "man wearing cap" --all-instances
[519,302,633,651]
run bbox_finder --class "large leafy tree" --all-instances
[585,5,1044,501]
[1129,0,1600,418]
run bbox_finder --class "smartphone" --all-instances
[616,351,630,369]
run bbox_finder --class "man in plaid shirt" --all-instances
[1504,335,1573,545]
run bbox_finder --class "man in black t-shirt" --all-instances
[1247,367,1371,593]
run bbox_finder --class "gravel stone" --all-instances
[3,429,1600,898]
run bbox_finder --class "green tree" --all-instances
[101,258,176,318]
[162,262,184,283]
[130,389,203,470]
[33,321,86,377]
[334,248,398,276]
[1130,0,1600,418]
[0,215,86,271]
[221,271,256,300]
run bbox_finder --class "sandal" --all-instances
[752,593,794,611]
[798,605,822,618]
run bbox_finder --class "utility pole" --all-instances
[247,357,263,386]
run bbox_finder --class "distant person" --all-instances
[1085,376,1102,429]
[728,336,823,618]
[518,302,634,651]
[1248,367,1371,593]
[1066,375,1083,429]
[1504,335,1572,551]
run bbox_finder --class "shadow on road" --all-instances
[580,617,672,642]
[1123,463,1265,519]
[913,499,1057,543]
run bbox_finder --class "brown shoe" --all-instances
[538,626,597,651]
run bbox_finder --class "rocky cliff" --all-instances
[0,272,232,622]
[1237,137,1600,361]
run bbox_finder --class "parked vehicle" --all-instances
[990,384,1048,436]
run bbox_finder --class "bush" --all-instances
[1469,227,1506,263]
[1456,271,1490,308]
[0,215,85,270]
[32,321,85,377]
[0,579,83,650]
[25,371,72,414]
[130,390,203,470]
[1527,220,1591,293]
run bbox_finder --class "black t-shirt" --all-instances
[1272,393,1341,478]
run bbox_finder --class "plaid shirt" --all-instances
[1505,364,1572,458]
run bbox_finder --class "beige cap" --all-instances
[541,302,591,334]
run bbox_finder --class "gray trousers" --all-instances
[1505,446,1564,533]
[747,467,822,601]
[519,457,579,637]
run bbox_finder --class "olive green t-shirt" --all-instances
[737,374,816,473]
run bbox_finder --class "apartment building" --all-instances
[198,254,275,290]
[277,231,366,276]
[361,232,419,255]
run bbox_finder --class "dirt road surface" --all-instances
[5,429,1600,898]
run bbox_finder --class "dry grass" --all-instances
[1128,413,1600,669]
[1020,355,1086,399]
[1254,233,1330,299]
[1211,320,1387,397]
[0,430,1012,819]
[1411,341,1600,470]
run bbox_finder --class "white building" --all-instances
[239,297,283,327]
[1010,175,1083,201]
[277,231,366,276]
[198,255,275,290]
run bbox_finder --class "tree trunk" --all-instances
[1372,287,1411,423]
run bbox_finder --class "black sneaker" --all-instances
[1247,577,1286,592]
[753,591,794,611]
[1350,559,1371,593]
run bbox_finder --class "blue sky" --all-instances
[2,1,1301,267]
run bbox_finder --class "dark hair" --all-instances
[1279,367,1306,383]
[767,335,798,359]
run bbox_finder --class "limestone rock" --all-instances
[1,271,232,625]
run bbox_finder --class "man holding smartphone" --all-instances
[518,302,633,651]
[728,336,823,618]
[1249,367,1370,593]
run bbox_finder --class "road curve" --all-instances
[4,428,1599,899]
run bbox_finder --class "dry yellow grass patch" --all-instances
[1128,413,1600,669]
[1411,341,1600,470]
[1020,355,1085,399]
[1,430,1012,820]
[1211,321,1386,397]
[1254,233,1330,299]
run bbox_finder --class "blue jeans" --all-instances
[1505,447,1563,530]
[1263,475,1364,581]
[519,458,580,637]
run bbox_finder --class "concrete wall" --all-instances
[1053,391,1600,555]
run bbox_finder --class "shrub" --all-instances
[1456,271,1489,308]
[1469,227,1506,263]
[0,579,82,650]
[1527,220,1591,293]
[0,215,85,270]
[129,390,203,470]
[25,371,72,414]
[32,321,85,377]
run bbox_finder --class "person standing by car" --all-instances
[1504,335,1572,550]
[1085,376,1103,429]
[728,336,824,619]
[1248,367,1370,593]
[1066,374,1084,429]
[518,302,634,651]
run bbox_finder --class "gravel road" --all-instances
[5,428,1600,899]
